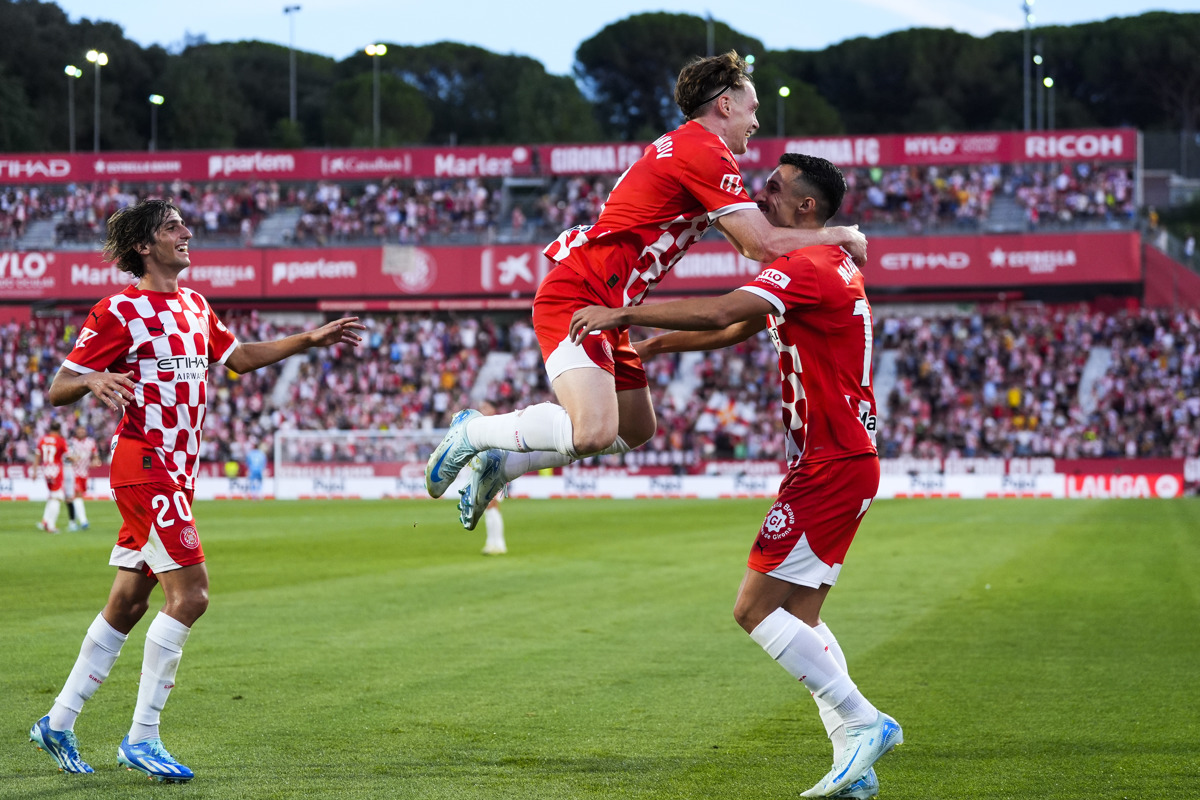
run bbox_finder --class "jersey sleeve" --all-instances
[207,302,239,365]
[676,143,758,221]
[739,254,823,316]
[62,301,132,375]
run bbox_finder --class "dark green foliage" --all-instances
[0,1,1196,150]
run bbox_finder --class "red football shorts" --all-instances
[110,483,205,576]
[42,464,65,495]
[748,454,880,587]
[532,264,648,392]
[73,474,88,497]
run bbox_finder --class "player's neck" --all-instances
[137,263,182,293]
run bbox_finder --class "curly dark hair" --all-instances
[101,199,181,278]
[779,153,847,222]
[674,50,754,120]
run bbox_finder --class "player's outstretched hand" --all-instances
[308,317,366,348]
[569,306,626,343]
[833,224,868,266]
[85,370,136,411]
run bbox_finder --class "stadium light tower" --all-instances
[64,65,83,153]
[1022,0,1034,131]
[777,85,790,139]
[86,49,108,153]
[148,94,164,152]
[1034,48,1045,130]
[366,44,387,148]
[284,5,301,123]
[1043,76,1055,131]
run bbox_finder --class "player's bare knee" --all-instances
[573,424,618,456]
[732,600,764,634]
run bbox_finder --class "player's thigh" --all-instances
[616,385,655,447]
[551,366,619,449]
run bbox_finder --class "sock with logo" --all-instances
[129,612,191,744]
[466,403,579,458]
[49,613,128,731]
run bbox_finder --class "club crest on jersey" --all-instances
[720,173,744,194]
[756,268,791,290]
[760,501,795,540]
[75,327,98,348]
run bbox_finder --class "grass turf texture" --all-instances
[2,497,1198,799]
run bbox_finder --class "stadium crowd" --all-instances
[5,306,1200,472]
[4,159,1137,250]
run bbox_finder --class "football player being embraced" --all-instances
[569,154,901,799]
[427,51,867,531]
[30,199,364,782]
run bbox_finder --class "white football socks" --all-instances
[72,498,88,527]
[813,622,849,754]
[49,613,128,731]
[467,403,579,457]
[129,612,191,744]
[749,608,878,729]
[484,507,505,550]
[42,499,61,529]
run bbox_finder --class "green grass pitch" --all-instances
[2,497,1198,799]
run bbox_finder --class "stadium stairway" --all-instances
[17,215,60,250]
[471,351,515,404]
[983,194,1029,233]
[252,208,304,247]
[872,350,899,422]
[1077,346,1112,416]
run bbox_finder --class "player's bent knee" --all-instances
[574,429,618,457]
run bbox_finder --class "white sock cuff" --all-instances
[146,612,191,652]
[550,408,579,459]
[89,613,128,653]
[749,608,804,660]
[597,435,632,456]
[814,673,858,707]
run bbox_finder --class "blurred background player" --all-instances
[29,198,364,783]
[65,425,101,531]
[477,401,507,555]
[245,444,268,500]
[33,421,69,533]
[428,50,868,531]
[569,154,901,798]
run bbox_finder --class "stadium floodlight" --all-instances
[284,5,301,123]
[64,65,83,153]
[366,44,387,148]
[86,50,108,153]
[777,85,790,139]
[148,94,165,152]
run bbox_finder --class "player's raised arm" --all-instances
[225,317,366,375]
[714,209,867,265]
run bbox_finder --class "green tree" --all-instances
[574,13,766,141]
[323,72,433,146]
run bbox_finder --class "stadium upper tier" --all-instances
[0,159,1137,252]
[5,306,1197,470]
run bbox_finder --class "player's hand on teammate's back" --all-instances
[569,306,626,343]
[307,317,367,348]
[833,225,868,266]
[85,370,136,411]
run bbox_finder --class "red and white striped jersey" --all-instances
[544,120,757,309]
[739,244,879,467]
[67,436,98,478]
[63,286,238,489]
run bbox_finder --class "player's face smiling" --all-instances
[145,211,193,271]
[756,165,799,228]
[725,84,760,155]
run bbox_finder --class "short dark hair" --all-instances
[675,50,754,120]
[779,153,847,222]
[101,199,181,278]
